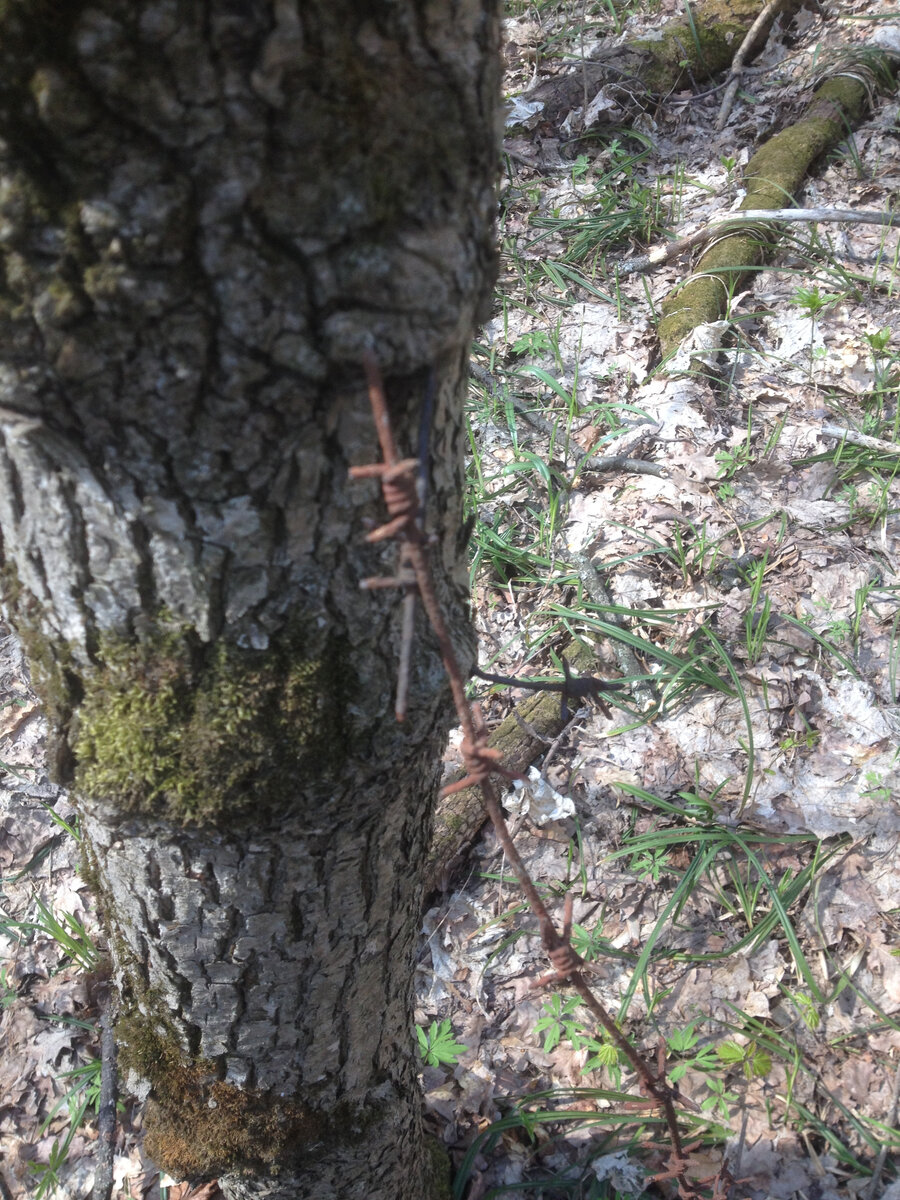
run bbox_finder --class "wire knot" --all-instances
[348,457,420,544]
[378,458,419,522]
[547,941,582,978]
[440,704,526,798]
[367,459,419,543]
[460,734,506,785]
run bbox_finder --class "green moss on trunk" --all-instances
[72,614,353,824]
[117,1011,380,1182]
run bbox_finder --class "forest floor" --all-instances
[417,0,900,1197]
[1,0,900,1199]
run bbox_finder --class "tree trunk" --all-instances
[0,4,500,1197]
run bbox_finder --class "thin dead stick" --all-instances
[541,708,585,775]
[621,207,900,275]
[395,584,417,720]
[352,356,700,1195]
[821,423,900,457]
[727,1109,750,1200]
[715,0,786,132]
[91,996,118,1200]
[473,661,625,721]
[569,550,656,714]
[577,454,668,477]
[470,364,665,476]
[470,362,569,440]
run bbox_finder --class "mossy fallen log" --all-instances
[657,65,894,357]
[520,0,802,133]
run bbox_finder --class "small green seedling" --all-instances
[416,1019,468,1068]
[793,285,842,321]
[860,770,892,803]
[535,994,583,1052]
[534,995,624,1081]
[570,922,607,962]
[571,153,591,181]
[665,1021,721,1083]
[511,329,554,358]
[792,285,843,377]
[629,845,671,882]
[865,326,892,356]
[582,1032,622,1074]
[715,441,752,481]
[715,1038,772,1080]
[700,1074,739,1122]
[783,990,822,1031]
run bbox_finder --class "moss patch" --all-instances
[637,0,768,94]
[73,614,352,825]
[117,1012,372,1181]
[423,1136,452,1200]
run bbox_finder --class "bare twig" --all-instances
[473,660,625,721]
[540,707,586,776]
[715,0,786,131]
[91,996,118,1200]
[820,423,900,457]
[577,455,668,477]
[352,356,700,1194]
[469,362,560,439]
[727,1109,750,1200]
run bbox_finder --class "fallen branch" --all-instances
[470,365,666,478]
[426,640,598,892]
[91,995,118,1200]
[473,660,625,722]
[820,423,900,457]
[624,206,900,275]
[576,454,668,477]
[715,0,789,132]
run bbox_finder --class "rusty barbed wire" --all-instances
[350,354,732,1199]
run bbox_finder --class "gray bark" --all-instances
[0,3,500,1197]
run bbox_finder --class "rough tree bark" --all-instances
[0,4,500,1197]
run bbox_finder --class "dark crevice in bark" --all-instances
[129,518,158,621]
[3,448,25,524]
